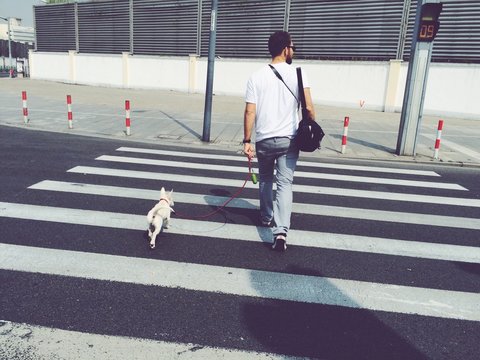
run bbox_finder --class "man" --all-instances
[243,31,316,251]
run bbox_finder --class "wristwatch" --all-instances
[242,139,251,144]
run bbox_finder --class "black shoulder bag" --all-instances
[295,67,325,152]
[268,65,325,152]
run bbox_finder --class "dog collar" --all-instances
[159,198,175,213]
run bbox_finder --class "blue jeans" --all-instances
[256,137,299,236]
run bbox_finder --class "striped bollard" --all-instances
[125,100,131,136]
[22,91,29,124]
[433,120,444,160]
[67,95,73,129]
[341,116,349,154]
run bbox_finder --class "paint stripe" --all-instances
[97,155,459,190]
[67,166,480,208]
[116,147,440,177]
[422,134,480,161]
[0,321,296,360]
[1,243,479,321]
[1,202,479,263]
[30,180,480,230]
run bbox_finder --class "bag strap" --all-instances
[296,67,309,121]
[268,64,299,107]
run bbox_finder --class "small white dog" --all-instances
[147,187,174,249]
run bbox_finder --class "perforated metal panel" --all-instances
[34,3,76,52]
[431,0,480,63]
[402,0,480,63]
[133,0,198,56]
[288,0,405,61]
[78,0,130,54]
[200,0,286,58]
[33,0,480,64]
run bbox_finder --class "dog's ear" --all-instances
[160,187,166,198]
[168,190,173,199]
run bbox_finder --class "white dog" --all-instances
[147,187,174,249]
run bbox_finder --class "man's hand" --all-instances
[243,143,255,159]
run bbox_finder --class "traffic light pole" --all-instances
[396,0,443,156]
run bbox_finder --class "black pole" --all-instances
[202,0,218,142]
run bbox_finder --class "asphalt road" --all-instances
[0,125,479,359]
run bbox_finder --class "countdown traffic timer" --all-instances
[417,2,443,42]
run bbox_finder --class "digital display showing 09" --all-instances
[418,20,440,42]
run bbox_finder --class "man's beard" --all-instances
[286,56,293,65]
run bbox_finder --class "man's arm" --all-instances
[243,102,256,158]
[304,88,316,121]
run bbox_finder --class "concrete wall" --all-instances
[29,51,480,120]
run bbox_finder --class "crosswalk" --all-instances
[1,145,479,359]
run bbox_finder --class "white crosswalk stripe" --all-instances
[1,243,479,321]
[1,201,479,263]
[2,145,480,358]
[29,180,480,230]
[116,147,441,177]
[96,155,464,190]
[67,166,480,207]
[0,321,297,360]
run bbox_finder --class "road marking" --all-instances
[422,133,480,161]
[116,146,440,177]
[1,201,479,263]
[30,180,480,230]
[98,155,457,190]
[0,321,297,360]
[68,166,480,207]
[1,243,479,321]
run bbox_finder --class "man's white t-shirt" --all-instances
[245,62,309,142]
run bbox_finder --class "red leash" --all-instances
[172,157,255,220]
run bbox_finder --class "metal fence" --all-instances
[34,0,480,63]
[0,39,32,59]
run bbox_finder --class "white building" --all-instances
[0,18,34,45]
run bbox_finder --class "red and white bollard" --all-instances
[433,120,444,160]
[125,100,131,136]
[341,116,349,154]
[22,91,28,124]
[67,95,73,129]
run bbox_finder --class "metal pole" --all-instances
[202,0,218,143]
[396,0,411,60]
[7,18,12,78]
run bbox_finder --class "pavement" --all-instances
[1,77,479,167]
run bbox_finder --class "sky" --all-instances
[0,0,45,27]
